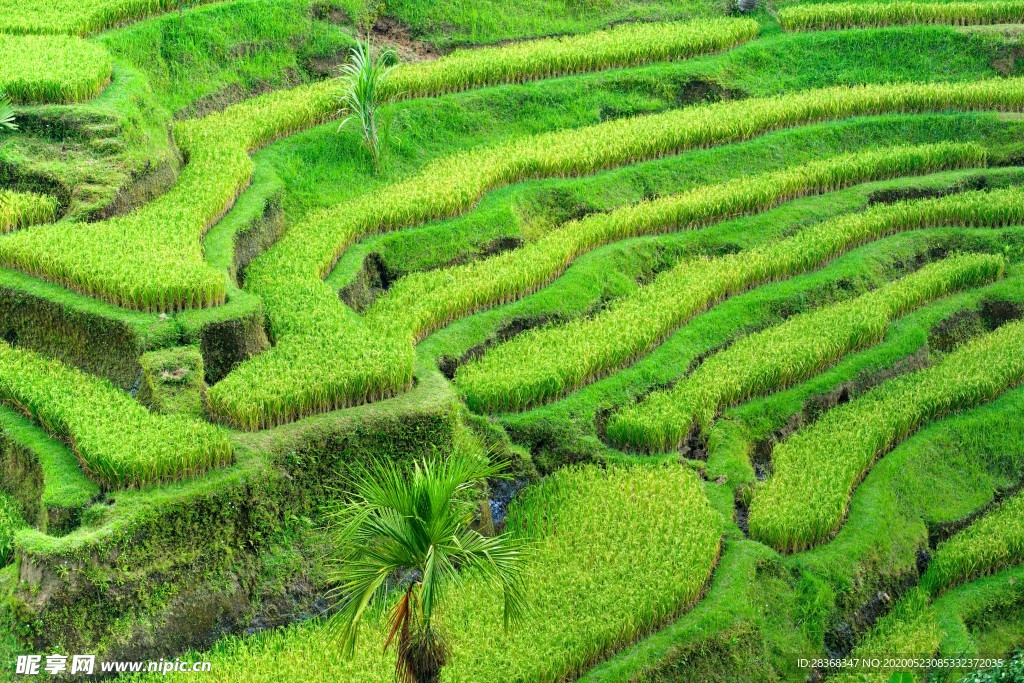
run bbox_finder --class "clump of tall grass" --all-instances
[216,78,1024,428]
[126,464,720,682]
[749,318,1024,553]
[336,39,397,172]
[922,491,1024,595]
[0,343,233,489]
[0,190,59,233]
[779,1,1024,32]
[455,188,1024,413]
[605,253,1005,452]
[0,35,112,104]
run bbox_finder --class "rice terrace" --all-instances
[7,0,1024,681]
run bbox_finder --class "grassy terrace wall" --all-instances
[6,366,459,655]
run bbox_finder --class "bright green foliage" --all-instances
[779,1,1024,32]
[385,19,760,99]
[923,491,1024,595]
[368,143,987,344]
[0,35,112,104]
[455,188,1024,413]
[0,0,227,35]
[606,253,1005,452]
[0,190,58,233]
[0,343,233,489]
[749,319,1024,553]
[215,78,1024,428]
[0,493,24,565]
[829,589,941,683]
[327,453,527,681]
[0,19,751,313]
[136,464,719,682]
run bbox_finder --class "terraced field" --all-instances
[2,0,1024,681]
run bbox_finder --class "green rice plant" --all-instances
[0,190,58,233]
[0,35,112,104]
[0,19,755,313]
[0,0,228,36]
[367,143,987,343]
[128,464,720,682]
[829,588,941,683]
[215,78,1024,428]
[922,491,1024,595]
[384,18,760,99]
[455,187,1024,413]
[0,342,233,489]
[749,318,1024,554]
[779,1,1024,32]
[606,253,1005,452]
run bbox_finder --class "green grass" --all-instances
[130,463,720,682]
[750,317,1024,553]
[779,1,1024,32]
[606,253,1005,452]
[0,405,100,534]
[0,190,58,233]
[0,342,233,489]
[0,35,112,104]
[0,0,230,36]
[923,491,1024,595]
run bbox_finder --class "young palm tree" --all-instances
[336,38,398,172]
[327,452,528,683]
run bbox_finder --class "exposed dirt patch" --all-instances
[825,575,916,658]
[175,72,303,121]
[339,252,398,312]
[371,16,440,63]
[929,296,1024,353]
[310,0,350,25]
[676,78,746,108]
[734,488,751,537]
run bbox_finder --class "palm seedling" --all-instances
[337,38,398,171]
[326,450,527,683]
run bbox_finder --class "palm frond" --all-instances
[0,93,17,132]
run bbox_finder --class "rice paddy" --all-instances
[3,0,1024,680]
